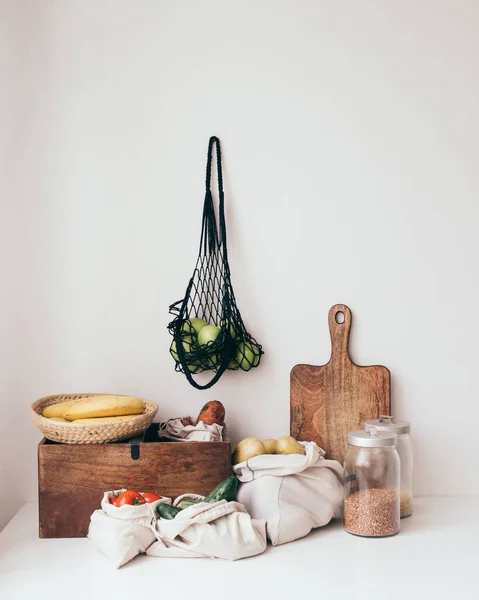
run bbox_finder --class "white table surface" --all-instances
[0,497,476,600]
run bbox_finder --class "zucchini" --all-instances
[177,500,198,510]
[204,476,238,503]
[157,503,182,520]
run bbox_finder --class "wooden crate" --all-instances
[38,424,231,538]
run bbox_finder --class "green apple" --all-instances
[236,341,261,371]
[170,337,204,373]
[186,361,203,374]
[170,335,194,362]
[220,319,238,338]
[197,325,221,370]
[198,324,221,346]
[182,318,208,336]
[227,358,238,370]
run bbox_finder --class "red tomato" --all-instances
[115,490,146,507]
[141,492,162,503]
[108,496,117,505]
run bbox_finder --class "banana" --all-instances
[63,395,146,421]
[43,401,76,419]
[71,415,138,424]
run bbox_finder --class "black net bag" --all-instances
[168,136,263,390]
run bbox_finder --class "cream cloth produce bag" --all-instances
[88,490,169,568]
[147,499,267,560]
[233,441,343,546]
[160,418,224,441]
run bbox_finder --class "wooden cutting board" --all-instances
[290,304,391,463]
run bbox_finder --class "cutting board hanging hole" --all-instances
[335,311,345,324]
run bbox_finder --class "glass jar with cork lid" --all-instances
[343,429,400,537]
[364,416,413,518]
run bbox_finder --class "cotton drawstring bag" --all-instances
[233,441,343,546]
[159,417,224,442]
[88,490,169,568]
[147,499,267,560]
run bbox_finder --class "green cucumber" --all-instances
[157,503,182,520]
[177,500,198,509]
[204,476,238,503]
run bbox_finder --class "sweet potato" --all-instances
[195,401,225,426]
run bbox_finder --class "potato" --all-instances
[276,436,306,456]
[195,401,225,426]
[263,439,277,454]
[232,437,266,465]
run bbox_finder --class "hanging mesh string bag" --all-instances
[168,136,263,390]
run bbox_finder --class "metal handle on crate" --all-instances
[129,432,145,460]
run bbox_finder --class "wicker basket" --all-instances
[31,393,158,444]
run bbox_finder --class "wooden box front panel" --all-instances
[38,433,231,538]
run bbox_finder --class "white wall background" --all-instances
[2,0,479,529]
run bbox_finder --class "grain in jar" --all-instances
[365,416,413,518]
[343,430,400,537]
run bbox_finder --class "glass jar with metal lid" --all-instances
[343,430,400,537]
[365,416,413,518]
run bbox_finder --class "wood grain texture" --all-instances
[38,427,231,538]
[291,304,390,463]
